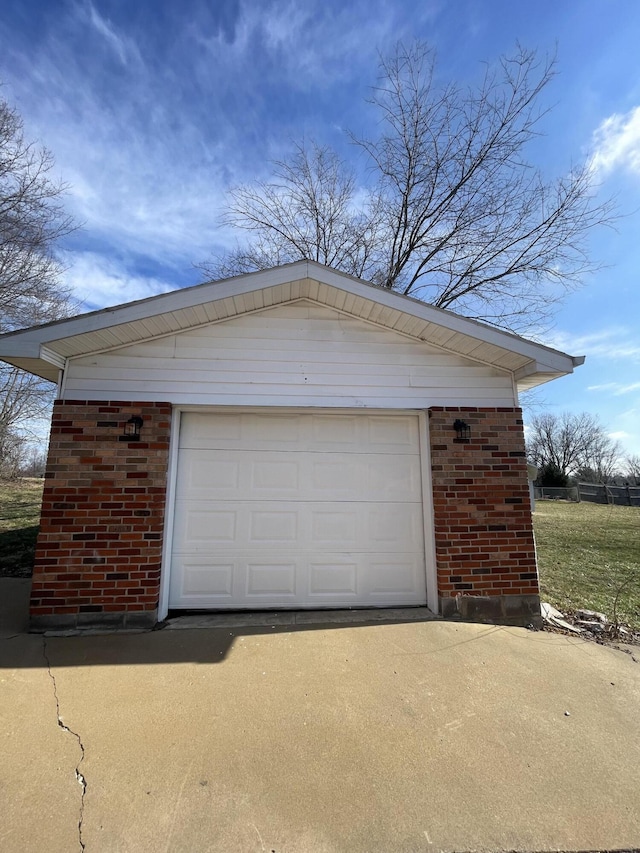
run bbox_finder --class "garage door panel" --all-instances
[250,511,298,542]
[174,501,418,554]
[179,412,420,454]
[310,510,358,546]
[367,414,418,449]
[368,559,423,595]
[310,459,360,494]
[175,560,235,597]
[177,456,241,493]
[251,460,299,492]
[180,412,243,446]
[250,413,302,444]
[246,562,297,596]
[172,552,425,607]
[308,560,358,595]
[367,456,422,500]
[310,414,359,446]
[170,411,428,609]
[367,506,423,544]
[176,450,421,502]
[184,510,237,544]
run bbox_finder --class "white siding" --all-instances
[63,301,516,407]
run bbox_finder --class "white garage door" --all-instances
[169,411,427,609]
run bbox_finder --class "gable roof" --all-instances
[0,260,583,390]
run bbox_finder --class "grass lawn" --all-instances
[534,500,640,630]
[0,479,44,578]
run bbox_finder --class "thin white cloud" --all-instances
[586,378,640,397]
[616,381,640,395]
[609,408,640,455]
[608,430,630,441]
[189,0,443,109]
[545,327,640,362]
[63,251,173,311]
[85,2,136,66]
[590,106,640,176]
[587,382,619,392]
[252,1,396,86]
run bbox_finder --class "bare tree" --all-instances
[0,429,27,479]
[527,411,620,480]
[0,90,76,468]
[581,431,622,483]
[203,141,383,281]
[624,454,640,483]
[203,42,614,333]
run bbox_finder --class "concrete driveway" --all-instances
[1,578,639,853]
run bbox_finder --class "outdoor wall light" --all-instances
[119,415,144,442]
[453,419,471,442]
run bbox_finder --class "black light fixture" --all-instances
[119,415,143,442]
[453,418,471,442]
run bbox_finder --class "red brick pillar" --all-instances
[429,407,541,626]
[30,401,171,630]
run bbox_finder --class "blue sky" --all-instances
[1,0,639,455]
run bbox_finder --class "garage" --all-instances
[0,261,578,629]
[168,410,429,609]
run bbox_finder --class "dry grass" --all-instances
[0,479,44,577]
[534,500,640,629]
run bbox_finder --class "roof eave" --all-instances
[1,356,60,383]
[515,355,585,392]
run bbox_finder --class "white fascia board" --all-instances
[0,340,42,357]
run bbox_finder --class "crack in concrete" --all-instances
[43,638,86,852]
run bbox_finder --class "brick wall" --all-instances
[429,407,540,625]
[30,400,171,629]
